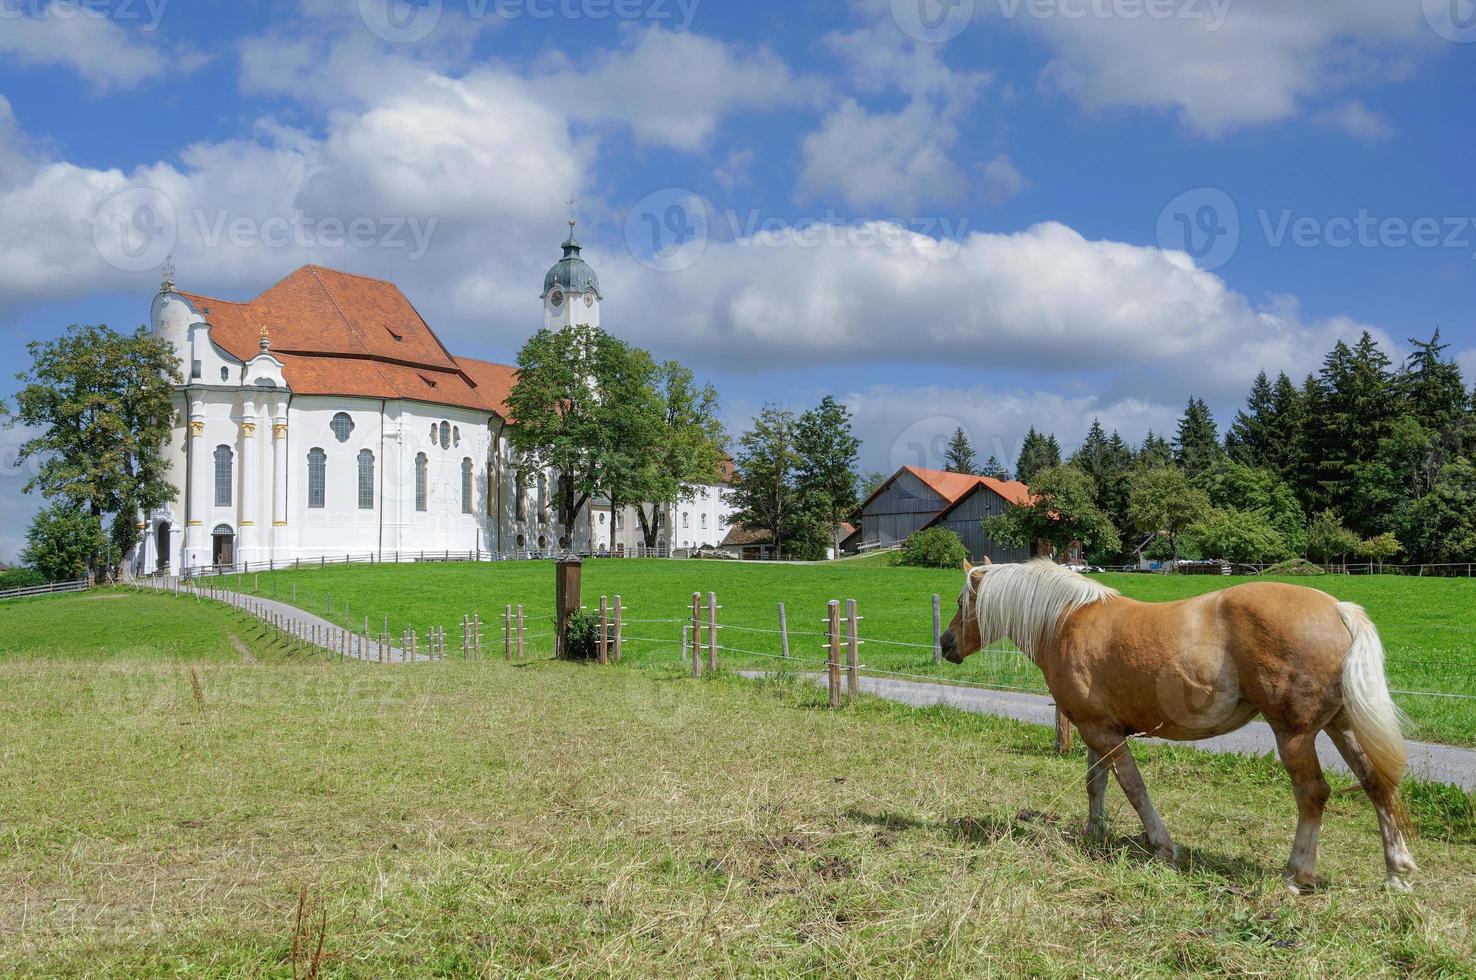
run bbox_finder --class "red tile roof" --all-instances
[859,465,1032,513]
[181,265,517,416]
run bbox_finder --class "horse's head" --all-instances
[939,558,990,664]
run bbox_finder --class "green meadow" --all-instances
[223,558,1476,746]
[0,587,1473,976]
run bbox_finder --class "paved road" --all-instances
[742,671,1476,791]
[142,577,424,663]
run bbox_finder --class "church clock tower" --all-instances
[541,217,602,331]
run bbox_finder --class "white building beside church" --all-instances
[134,224,734,574]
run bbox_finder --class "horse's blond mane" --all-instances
[970,559,1119,661]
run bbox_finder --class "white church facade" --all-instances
[133,227,735,574]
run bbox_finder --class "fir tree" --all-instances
[944,427,977,474]
[1015,427,1061,484]
[1225,371,1276,468]
[1399,329,1468,432]
[1173,397,1222,477]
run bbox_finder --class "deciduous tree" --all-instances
[2,324,179,575]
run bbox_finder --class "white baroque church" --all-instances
[133,224,735,574]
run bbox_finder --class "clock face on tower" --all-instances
[550,289,564,307]
[584,291,595,308]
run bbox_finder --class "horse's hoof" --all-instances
[1084,819,1110,842]
[1154,843,1179,867]
[1283,874,1319,896]
[1384,874,1414,895]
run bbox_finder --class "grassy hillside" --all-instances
[223,560,1476,745]
[0,591,1472,976]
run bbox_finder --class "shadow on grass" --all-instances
[843,807,1274,886]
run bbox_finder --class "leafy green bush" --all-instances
[0,568,47,591]
[22,505,105,582]
[563,609,602,661]
[1264,558,1326,576]
[895,527,969,569]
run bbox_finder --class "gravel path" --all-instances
[743,671,1476,791]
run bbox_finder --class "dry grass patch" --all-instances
[0,626,1472,976]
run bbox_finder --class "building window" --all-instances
[440,421,450,450]
[657,511,666,528]
[516,533,526,549]
[701,513,708,529]
[516,475,527,520]
[461,458,474,514]
[682,512,689,528]
[358,450,375,510]
[430,422,437,444]
[415,453,428,512]
[453,426,460,447]
[615,512,623,530]
[307,448,326,509]
[331,412,355,444]
[486,462,495,516]
[213,445,233,507]
[219,366,229,382]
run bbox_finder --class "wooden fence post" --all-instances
[612,595,622,662]
[846,599,860,701]
[707,592,718,673]
[473,613,481,658]
[778,602,789,662]
[598,596,609,665]
[827,601,842,709]
[932,594,942,666]
[691,592,703,677]
[690,592,703,678]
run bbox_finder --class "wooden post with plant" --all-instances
[778,602,789,661]
[555,558,582,660]
[473,613,482,658]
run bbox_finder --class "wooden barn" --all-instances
[845,465,1035,564]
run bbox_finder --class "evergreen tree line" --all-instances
[956,330,1476,567]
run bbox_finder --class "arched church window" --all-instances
[213,446,233,507]
[440,421,450,450]
[461,458,474,514]
[307,449,326,509]
[331,412,355,444]
[415,453,428,512]
[453,426,461,447]
[219,366,229,382]
[358,450,375,510]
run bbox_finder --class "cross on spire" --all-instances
[566,195,578,229]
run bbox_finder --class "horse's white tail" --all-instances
[1337,602,1407,789]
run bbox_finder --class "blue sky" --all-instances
[1,0,1474,558]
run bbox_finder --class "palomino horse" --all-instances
[940,559,1417,892]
